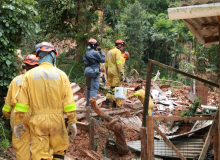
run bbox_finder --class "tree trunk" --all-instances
[76,0,88,60]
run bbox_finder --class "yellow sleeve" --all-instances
[149,97,154,110]
[105,56,108,76]
[14,76,30,125]
[62,74,77,124]
[2,80,14,118]
[115,50,123,74]
[129,94,135,99]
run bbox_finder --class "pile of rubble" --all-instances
[66,79,218,159]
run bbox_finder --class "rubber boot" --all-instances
[105,99,110,105]
[112,101,116,108]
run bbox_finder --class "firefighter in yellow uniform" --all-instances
[2,55,39,160]
[105,39,125,108]
[13,42,77,160]
[129,85,154,115]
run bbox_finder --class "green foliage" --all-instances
[0,139,9,149]
[177,60,195,85]
[0,0,39,98]
[178,97,202,117]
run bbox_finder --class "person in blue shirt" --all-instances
[84,38,105,107]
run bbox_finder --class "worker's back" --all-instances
[20,62,73,114]
[105,47,122,76]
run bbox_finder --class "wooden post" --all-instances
[147,116,154,159]
[199,109,219,160]
[89,118,95,151]
[217,16,220,160]
[141,127,147,159]
[143,59,153,127]
[214,121,219,160]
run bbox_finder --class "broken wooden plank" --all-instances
[76,122,88,131]
[76,108,130,119]
[154,123,187,160]
[75,98,86,107]
[198,109,219,160]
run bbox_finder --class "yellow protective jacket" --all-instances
[14,62,77,124]
[2,75,23,118]
[129,89,154,115]
[2,74,33,160]
[105,47,123,78]
[14,62,77,160]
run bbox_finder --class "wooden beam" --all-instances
[198,109,219,160]
[149,59,219,88]
[153,123,187,160]
[147,116,154,159]
[89,118,95,151]
[202,23,219,28]
[141,127,147,159]
[152,116,214,121]
[143,59,153,127]
[204,36,219,44]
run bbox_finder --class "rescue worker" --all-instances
[2,55,39,160]
[84,38,105,107]
[13,42,77,160]
[105,39,125,108]
[129,85,154,115]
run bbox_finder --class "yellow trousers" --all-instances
[11,109,31,160]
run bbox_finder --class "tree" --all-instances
[0,0,39,98]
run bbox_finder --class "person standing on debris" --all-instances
[105,39,125,108]
[129,85,154,115]
[2,55,39,160]
[13,42,77,160]
[84,38,106,107]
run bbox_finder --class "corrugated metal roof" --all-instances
[168,0,220,48]
[127,139,204,158]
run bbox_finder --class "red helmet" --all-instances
[134,85,141,91]
[115,39,125,47]
[23,54,39,66]
[35,42,58,57]
[87,38,100,46]
[122,51,130,60]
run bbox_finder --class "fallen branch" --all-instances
[89,97,129,155]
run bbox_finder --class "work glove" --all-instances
[67,123,77,139]
[14,123,26,139]
[98,47,102,53]
[4,118,11,131]
[120,72,124,81]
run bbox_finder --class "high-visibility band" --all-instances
[15,103,30,112]
[3,104,12,112]
[134,92,138,97]
[116,60,122,64]
[105,63,108,66]
[64,103,77,112]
